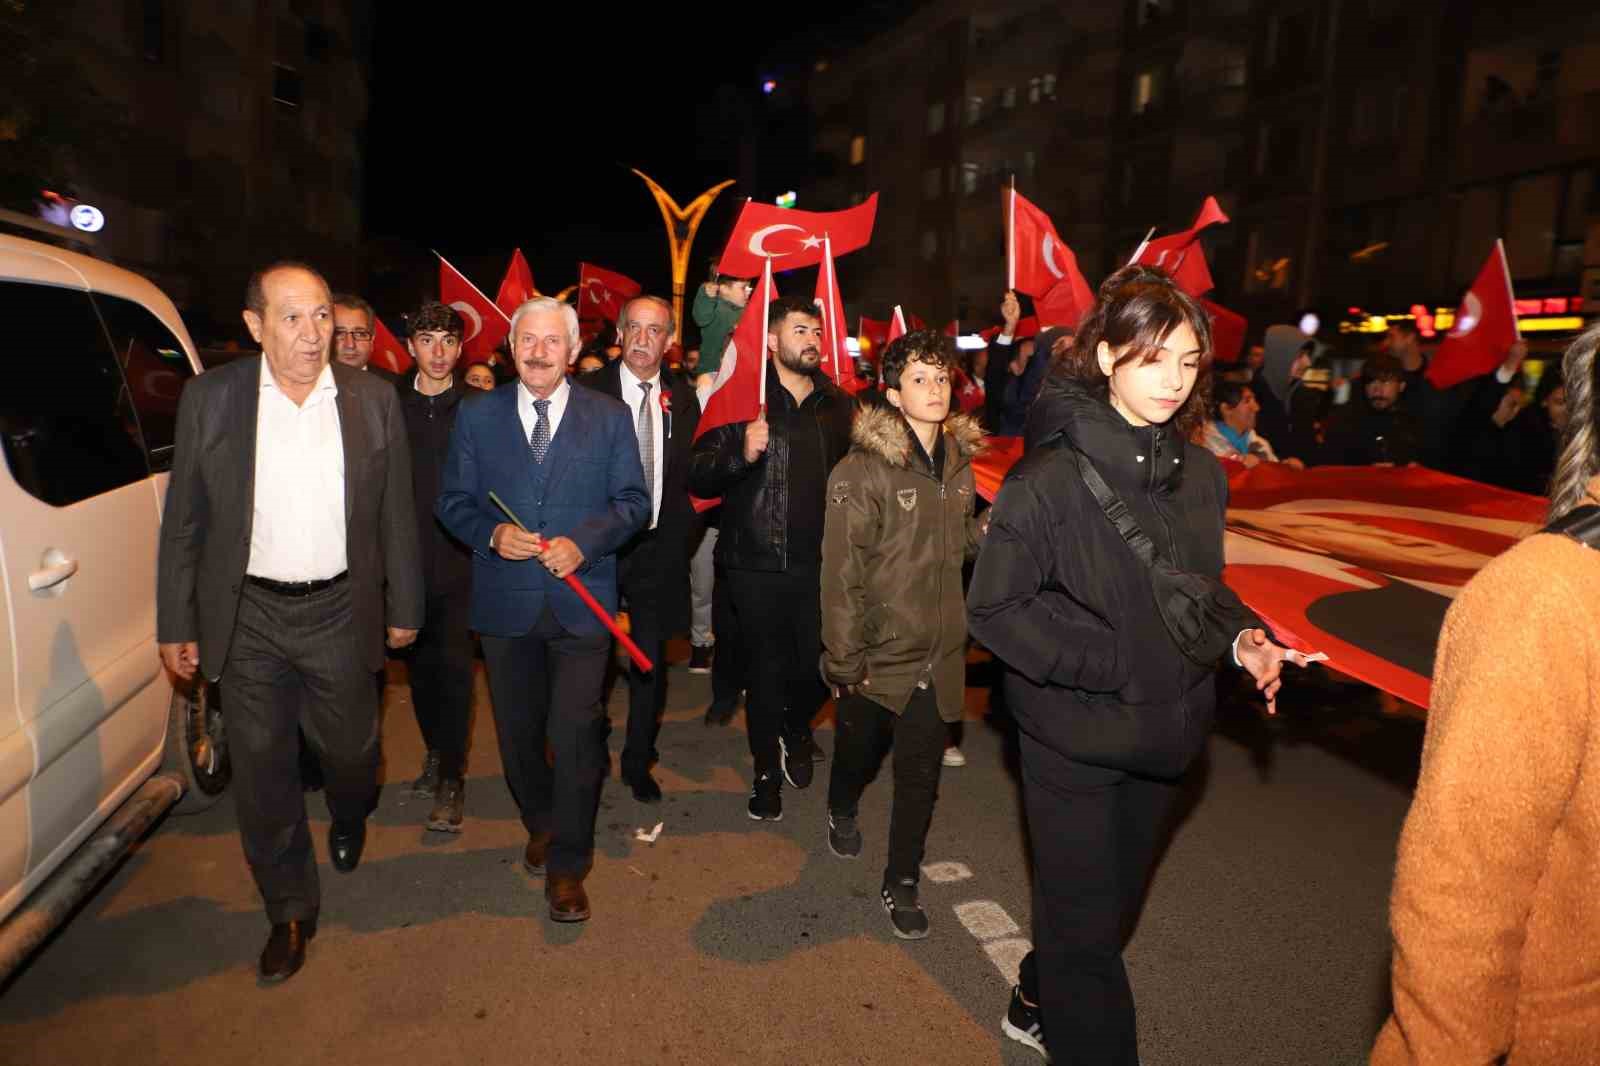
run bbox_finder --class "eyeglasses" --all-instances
[333,328,374,342]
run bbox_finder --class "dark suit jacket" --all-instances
[578,360,702,632]
[435,378,649,638]
[157,357,426,679]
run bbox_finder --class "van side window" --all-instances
[0,282,150,505]
[93,294,196,471]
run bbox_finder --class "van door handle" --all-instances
[29,558,79,592]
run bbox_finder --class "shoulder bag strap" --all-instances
[1070,446,1160,568]
[1543,504,1600,549]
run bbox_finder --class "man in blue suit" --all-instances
[437,297,648,923]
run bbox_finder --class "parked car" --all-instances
[0,233,228,979]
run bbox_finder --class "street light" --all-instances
[631,168,735,342]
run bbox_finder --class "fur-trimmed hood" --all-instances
[849,403,986,469]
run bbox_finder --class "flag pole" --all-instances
[1006,178,1017,292]
[1495,238,1521,342]
[433,249,513,324]
[824,234,841,385]
[1127,227,1156,267]
[758,256,772,410]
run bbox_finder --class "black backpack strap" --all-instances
[1070,447,1159,568]
[1544,504,1600,549]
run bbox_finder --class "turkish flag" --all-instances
[944,320,961,337]
[1201,298,1248,363]
[1426,241,1520,391]
[1008,189,1095,319]
[1133,195,1229,297]
[495,248,537,320]
[887,305,909,343]
[371,316,413,375]
[692,258,778,513]
[577,262,641,324]
[437,253,510,364]
[1034,277,1094,330]
[717,194,878,278]
[814,238,865,394]
[858,316,890,354]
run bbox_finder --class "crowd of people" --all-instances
[152,253,1595,1066]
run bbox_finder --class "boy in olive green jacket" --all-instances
[820,330,986,939]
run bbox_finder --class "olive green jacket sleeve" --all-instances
[820,453,880,686]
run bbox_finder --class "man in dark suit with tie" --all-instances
[157,261,425,984]
[437,297,648,923]
[579,295,702,803]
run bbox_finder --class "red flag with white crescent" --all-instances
[436,252,510,364]
[717,195,878,278]
[1132,195,1230,297]
[1425,240,1520,391]
[1007,188,1094,326]
[691,258,778,512]
[494,248,537,320]
[577,262,641,324]
[813,237,865,393]
[370,316,412,375]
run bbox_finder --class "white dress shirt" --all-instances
[517,376,571,444]
[620,363,665,529]
[247,359,347,581]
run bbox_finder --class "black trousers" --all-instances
[710,558,745,709]
[618,582,667,781]
[401,590,474,779]
[826,687,945,884]
[725,564,827,777]
[1015,731,1181,1066]
[480,607,610,878]
[222,580,379,924]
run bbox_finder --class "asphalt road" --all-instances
[0,647,1421,1065]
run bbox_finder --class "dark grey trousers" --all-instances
[222,580,379,924]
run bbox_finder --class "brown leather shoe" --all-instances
[523,832,552,874]
[546,874,590,922]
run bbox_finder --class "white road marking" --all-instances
[954,900,1020,941]
[983,938,1032,987]
[921,861,973,883]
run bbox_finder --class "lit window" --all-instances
[962,162,980,196]
[1132,70,1160,114]
[1042,74,1057,99]
[927,101,946,134]
[1028,77,1041,104]
[966,96,983,125]
[1002,85,1017,109]
[849,135,866,166]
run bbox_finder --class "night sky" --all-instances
[363,3,925,309]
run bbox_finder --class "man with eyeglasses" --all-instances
[333,294,400,385]
[395,303,476,832]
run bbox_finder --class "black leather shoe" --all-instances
[624,771,662,804]
[258,918,316,984]
[329,820,366,873]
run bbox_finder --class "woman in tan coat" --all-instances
[820,329,985,939]
[1371,322,1600,1066]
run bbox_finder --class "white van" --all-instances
[0,233,229,978]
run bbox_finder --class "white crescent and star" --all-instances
[746,223,823,258]
[1041,234,1066,280]
[1450,291,1482,337]
[450,300,484,342]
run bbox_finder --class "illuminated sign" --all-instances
[69,204,105,232]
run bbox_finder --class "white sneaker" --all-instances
[942,746,966,767]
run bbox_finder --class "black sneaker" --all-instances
[880,877,929,940]
[1001,985,1049,1061]
[779,732,815,789]
[687,645,713,674]
[827,813,862,859]
[410,750,441,799]
[747,772,783,821]
[426,778,464,833]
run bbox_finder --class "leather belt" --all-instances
[246,571,349,597]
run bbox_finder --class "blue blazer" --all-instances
[436,379,649,637]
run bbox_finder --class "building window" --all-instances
[1042,74,1057,100]
[273,63,303,109]
[1505,172,1562,278]
[966,96,983,125]
[926,101,946,134]
[962,162,980,196]
[1132,69,1163,115]
[1028,77,1041,104]
[141,0,165,62]
[1266,11,1311,73]
[921,230,938,261]
[923,166,943,200]
[1002,85,1017,109]
[849,135,866,166]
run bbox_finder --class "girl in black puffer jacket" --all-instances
[967,266,1295,1066]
